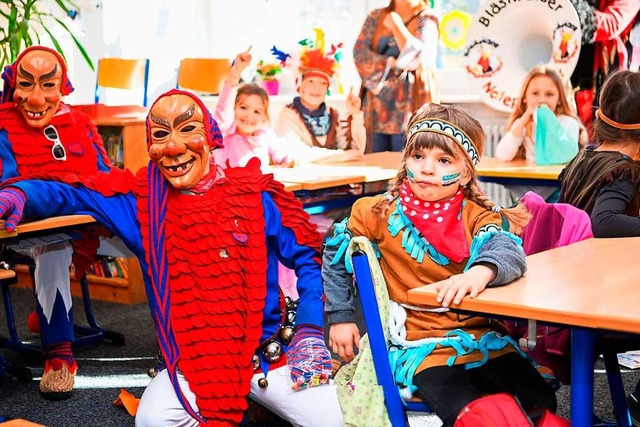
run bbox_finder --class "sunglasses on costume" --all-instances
[43,125,67,161]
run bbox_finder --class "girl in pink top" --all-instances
[214,49,295,171]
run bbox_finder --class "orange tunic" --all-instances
[348,195,516,373]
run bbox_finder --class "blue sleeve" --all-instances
[0,130,18,180]
[262,192,323,328]
[12,180,143,258]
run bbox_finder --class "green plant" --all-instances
[0,0,94,71]
[256,60,283,81]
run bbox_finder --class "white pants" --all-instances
[135,366,343,427]
[28,242,74,325]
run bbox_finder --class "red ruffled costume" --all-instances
[133,159,321,425]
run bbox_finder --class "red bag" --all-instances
[454,393,569,427]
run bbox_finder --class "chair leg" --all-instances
[0,352,32,382]
[602,350,632,427]
[0,275,41,355]
[72,273,126,348]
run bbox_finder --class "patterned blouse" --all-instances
[353,7,439,136]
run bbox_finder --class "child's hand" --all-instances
[329,322,360,363]
[233,48,252,74]
[434,264,496,307]
[346,87,361,115]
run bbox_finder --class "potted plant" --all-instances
[0,0,94,71]
[256,60,283,95]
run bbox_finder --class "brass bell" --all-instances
[280,326,295,344]
[261,340,283,363]
[252,354,260,370]
[258,377,269,388]
[147,367,158,378]
[286,310,296,325]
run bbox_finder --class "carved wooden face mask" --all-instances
[13,49,63,129]
[147,93,211,189]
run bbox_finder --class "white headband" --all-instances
[407,119,479,166]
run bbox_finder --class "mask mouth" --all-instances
[161,158,196,175]
[24,108,50,120]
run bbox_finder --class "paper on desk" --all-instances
[616,351,640,369]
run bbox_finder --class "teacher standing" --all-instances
[354,0,439,153]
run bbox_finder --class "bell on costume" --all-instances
[261,339,283,363]
[280,326,295,344]
[286,310,296,325]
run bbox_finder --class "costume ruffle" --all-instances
[137,160,269,425]
[262,167,323,261]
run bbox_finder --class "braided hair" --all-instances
[373,103,530,234]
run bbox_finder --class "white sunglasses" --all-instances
[43,125,67,161]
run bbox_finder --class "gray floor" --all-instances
[1,287,639,426]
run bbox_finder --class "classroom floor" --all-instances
[0,287,639,426]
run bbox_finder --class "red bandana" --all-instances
[399,182,469,263]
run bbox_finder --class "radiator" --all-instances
[481,123,514,207]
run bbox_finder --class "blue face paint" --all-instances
[442,172,460,186]
[406,167,416,182]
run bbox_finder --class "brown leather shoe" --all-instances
[39,360,76,400]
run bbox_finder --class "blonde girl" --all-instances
[496,65,584,163]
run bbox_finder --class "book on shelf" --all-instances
[70,255,128,279]
[99,126,125,169]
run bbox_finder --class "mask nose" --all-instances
[164,139,186,157]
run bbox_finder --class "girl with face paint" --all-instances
[323,104,561,426]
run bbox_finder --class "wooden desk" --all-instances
[0,215,96,240]
[476,157,564,187]
[0,215,145,304]
[407,237,640,426]
[270,152,400,213]
[72,104,149,174]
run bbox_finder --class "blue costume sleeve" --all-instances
[262,192,323,328]
[11,180,143,259]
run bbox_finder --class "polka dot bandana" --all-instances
[399,181,469,263]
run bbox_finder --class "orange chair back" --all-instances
[95,58,150,106]
[177,58,231,95]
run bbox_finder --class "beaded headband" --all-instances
[407,118,479,166]
[596,109,640,130]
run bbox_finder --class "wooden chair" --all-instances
[94,58,150,106]
[176,58,231,95]
[349,237,432,426]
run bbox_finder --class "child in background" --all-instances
[559,69,640,236]
[558,68,640,424]
[497,65,582,163]
[214,49,295,171]
[323,103,557,426]
[276,32,366,163]
[496,65,584,201]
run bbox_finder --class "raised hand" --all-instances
[233,47,252,74]
[286,325,332,391]
[345,87,362,115]
[228,47,253,85]
[0,188,26,232]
